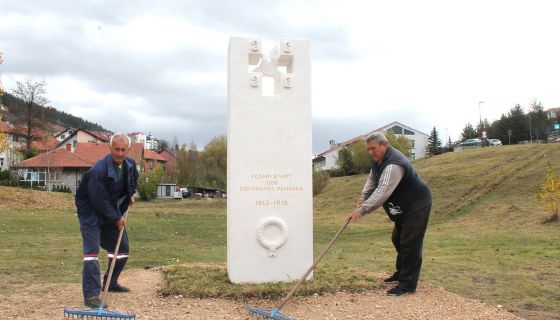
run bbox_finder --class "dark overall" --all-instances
[372,147,432,291]
[75,155,138,299]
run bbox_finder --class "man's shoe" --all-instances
[383,274,399,283]
[386,286,415,296]
[107,284,130,293]
[84,296,108,308]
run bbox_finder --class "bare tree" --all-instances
[11,78,48,150]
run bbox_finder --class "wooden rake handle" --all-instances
[276,217,351,310]
[100,208,129,308]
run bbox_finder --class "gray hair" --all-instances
[365,132,388,144]
[110,133,131,147]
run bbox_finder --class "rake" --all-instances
[245,217,351,320]
[64,209,136,319]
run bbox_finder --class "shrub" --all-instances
[312,170,329,196]
[138,165,164,201]
[537,161,560,222]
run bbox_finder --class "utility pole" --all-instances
[528,112,533,143]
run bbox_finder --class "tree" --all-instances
[0,130,9,154]
[349,140,371,174]
[336,147,355,175]
[461,122,477,140]
[176,143,201,187]
[201,135,227,190]
[427,126,442,156]
[137,164,164,200]
[385,130,412,158]
[11,78,48,150]
[528,99,549,141]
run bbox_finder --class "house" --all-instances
[14,148,92,192]
[144,149,167,173]
[58,128,111,153]
[313,121,430,171]
[158,148,176,177]
[15,137,167,191]
[545,107,560,119]
[54,128,76,142]
[129,132,159,150]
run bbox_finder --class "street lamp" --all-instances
[478,101,484,129]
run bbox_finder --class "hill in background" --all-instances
[314,144,560,319]
[0,92,106,132]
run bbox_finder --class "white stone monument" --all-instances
[227,37,312,283]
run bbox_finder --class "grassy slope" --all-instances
[314,144,560,319]
[0,144,558,319]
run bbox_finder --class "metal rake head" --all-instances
[245,304,293,320]
[64,307,136,319]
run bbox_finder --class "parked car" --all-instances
[489,138,502,146]
[180,187,191,198]
[460,138,482,146]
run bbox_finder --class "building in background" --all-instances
[313,121,429,171]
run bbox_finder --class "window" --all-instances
[0,157,3,167]
[410,140,415,148]
[18,168,47,187]
[411,153,416,160]
[49,170,60,181]
[72,140,77,149]
[389,126,403,134]
[404,129,415,135]
[313,157,326,169]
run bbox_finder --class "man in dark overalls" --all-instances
[75,133,138,308]
[347,132,432,296]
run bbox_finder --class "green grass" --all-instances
[161,263,380,299]
[0,144,559,319]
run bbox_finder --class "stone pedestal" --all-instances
[227,37,312,283]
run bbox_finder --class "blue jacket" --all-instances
[75,154,138,227]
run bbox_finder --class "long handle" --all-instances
[100,209,129,308]
[276,217,351,310]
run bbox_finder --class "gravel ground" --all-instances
[0,268,522,320]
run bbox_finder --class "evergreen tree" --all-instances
[336,147,355,176]
[427,126,442,156]
[528,100,549,141]
[461,122,477,140]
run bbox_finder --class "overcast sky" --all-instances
[1,0,559,154]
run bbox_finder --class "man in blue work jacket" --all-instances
[75,133,138,308]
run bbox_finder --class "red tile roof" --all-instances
[15,148,92,168]
[144,149,167,161]
[88,131,113,142]
[74,142,110,164]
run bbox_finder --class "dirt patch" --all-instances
[0,186,73,210]
[0,268,522,320]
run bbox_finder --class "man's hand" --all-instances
[347,208,364,223]
[356,196,365,208]
[130,195,135,206]
[116,217,126,231]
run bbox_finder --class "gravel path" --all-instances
[0,268,522,320]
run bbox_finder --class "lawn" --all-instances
[0,144,559,319]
